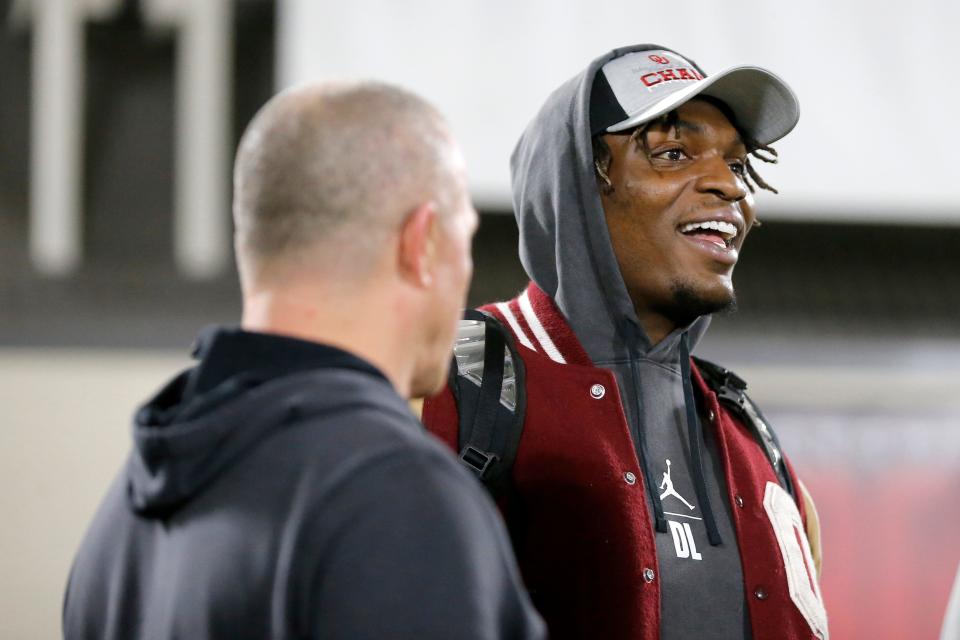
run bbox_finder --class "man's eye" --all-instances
[728,161,746,177]
[653,148,689,161]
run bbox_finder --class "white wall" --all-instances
[279,0,960,224]
[0,350,188,639]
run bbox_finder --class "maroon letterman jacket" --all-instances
[423,283,827,640]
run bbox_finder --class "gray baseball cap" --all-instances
[590,47,800,146]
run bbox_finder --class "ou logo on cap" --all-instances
[648,54,670,65]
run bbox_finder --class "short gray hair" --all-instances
[233,80,461,279]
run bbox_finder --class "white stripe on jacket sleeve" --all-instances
[518,290,566,364]
[495,302,537,351]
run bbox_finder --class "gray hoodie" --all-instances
[511,44,751,639]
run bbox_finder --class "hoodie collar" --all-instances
[181,326,387,402]
[139,327,388,428]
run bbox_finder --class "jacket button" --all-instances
[589,383,605,399]
[624,472,637,485]
[643,568,655,583]
[754,586,768,600]
[735,494,744,508]
[708,410,716,421]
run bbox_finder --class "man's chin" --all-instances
[409,364,450,400]
[667,281,737,325]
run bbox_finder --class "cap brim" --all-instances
[605,66,800,146]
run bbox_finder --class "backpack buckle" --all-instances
[460,446,498,477]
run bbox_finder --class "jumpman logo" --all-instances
[659,459,695,510]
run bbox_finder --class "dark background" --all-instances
[2,0,958,350]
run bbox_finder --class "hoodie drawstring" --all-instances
[680,333,723,546]
[623,320,668,534]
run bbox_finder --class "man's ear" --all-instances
[397,202,437,288]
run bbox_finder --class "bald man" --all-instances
[63,82,545,640]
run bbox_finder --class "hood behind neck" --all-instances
[126,328,393,518]
[510,44,710,364]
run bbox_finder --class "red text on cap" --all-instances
[641,67,704,88]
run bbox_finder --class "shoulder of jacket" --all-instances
[692,356,799,502]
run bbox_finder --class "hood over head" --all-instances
[510,43,798,363]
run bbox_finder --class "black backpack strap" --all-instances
[451,309,527,498]
[692,357,797,503]
[458,309,506,476]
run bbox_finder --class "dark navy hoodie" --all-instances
[63,327,544,640]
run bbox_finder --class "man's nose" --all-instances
[695,153,747,203]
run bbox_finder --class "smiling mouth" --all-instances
[678,220,738,250]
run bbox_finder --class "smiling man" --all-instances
[422,45,828,639]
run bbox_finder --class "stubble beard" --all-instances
[665,280,738,327]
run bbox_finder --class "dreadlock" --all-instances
[592,98,780,196]
[743,142,778,194]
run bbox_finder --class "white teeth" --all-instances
[680,220,738,240]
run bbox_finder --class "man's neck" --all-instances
[240,284,415,398]
[634,309,678,347]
